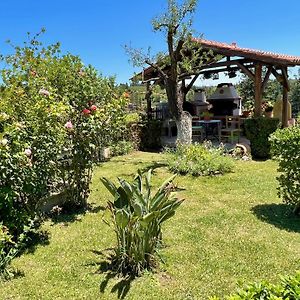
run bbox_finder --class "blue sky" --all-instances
[1,0,300,84]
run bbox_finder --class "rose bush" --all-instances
[0,31,130,275]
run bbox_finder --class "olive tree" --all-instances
[127,0,213,144]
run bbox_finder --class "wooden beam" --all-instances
[271,68,284,85]
[261,66,272,93]
[281,67,290,91]
[199,65,255,75]
[282,85,289,128]
[236,62,255,80]
[200,58,251,70]
[186,73,200,92]
[254,63,263,117]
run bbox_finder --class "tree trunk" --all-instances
[175,111,192,145]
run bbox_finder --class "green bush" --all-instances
[139,117,162,150]
[270,126,300,214]
[244,117,280,159]
[101,169,183,276]
[0,31,129,275]
[211,271,300,299]
[110,140,134,156]
[166,143,234,176]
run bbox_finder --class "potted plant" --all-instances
[200,111,213,121]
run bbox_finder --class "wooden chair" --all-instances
[221,116,241,143]
[192,119,204,142]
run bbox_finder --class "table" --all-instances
[193,120,221,142]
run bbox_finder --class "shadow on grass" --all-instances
[90,250,135,299]
[49,203,106,225]
[21,230,50,255]
[251,203,300,233]
[139,161,168,173]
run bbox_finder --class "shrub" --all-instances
[166,142,234,176]
[110,140,134,156]
[101,169,183,276]
[244,117,280,159]
[270,126,300,214]
[211,271,300,299]
[0,31,130,274]
[139,117,162,150]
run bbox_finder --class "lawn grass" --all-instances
[0,151,299,300]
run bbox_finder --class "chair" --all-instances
[192,119,204,142]
[221,116,241,143]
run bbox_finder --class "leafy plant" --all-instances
[166,142,234,176]
[211,271,300,299]
[270,126,300,214]
[244,117,280,159]
[110,140,134,157]
[101,169,183,276]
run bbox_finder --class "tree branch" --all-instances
[145,59,168,80]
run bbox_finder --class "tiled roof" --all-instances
[196,39,300,66]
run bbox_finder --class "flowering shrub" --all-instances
[0,31,129,274]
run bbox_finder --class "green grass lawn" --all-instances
[1,152,299,300]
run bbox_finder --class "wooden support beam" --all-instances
[145,81,153,119]
[282,85,289,128]
[261,66,272,93]
[201,58,251,70]
[281,67,290,91]
[186,73,200,92]
[282,66,289,128]
[254,63,263,117]
[236,62,255,80]
[271,68,284,85]
[199,65,255,75]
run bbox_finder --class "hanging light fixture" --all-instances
[228,70,237,78]
[212,73,219,80]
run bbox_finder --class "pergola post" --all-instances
[282,85,289,128]
[254,63,263,117]
[145,81,153,119]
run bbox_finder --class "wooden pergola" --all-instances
[138,39,300,127]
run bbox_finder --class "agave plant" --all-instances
[101,169,183,276]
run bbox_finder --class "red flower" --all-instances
[90,105,97,111]
[82,108,91,116]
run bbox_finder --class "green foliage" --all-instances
[290,79,300,116]
[139,117,162,150]
[0,31,129,275]
[244,117,280,159]
[270,126,300,214]
[166,142,234,176]
[211,271,300,299]
[237,75,281,110]
[0,222,32,280]
[101,169,183,275]
[110,140,134,157]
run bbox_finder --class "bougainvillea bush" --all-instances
[0,31,129,275]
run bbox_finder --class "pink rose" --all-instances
[90,105,97,111]
[82,108,91,116]
[39,88,50,97]
[64,121,73,130]
[24,148,32,157]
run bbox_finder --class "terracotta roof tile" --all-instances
[195,39,300,65]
